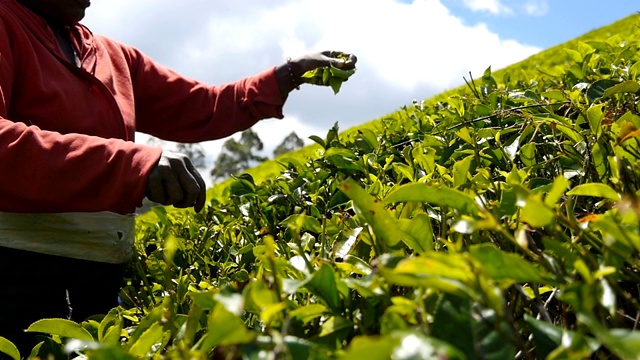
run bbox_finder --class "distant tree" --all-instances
[175,142,207,169]
[146,136,166,148]
[273,132,304,158]
[210,129,267,181]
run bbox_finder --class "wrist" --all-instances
[275,58,303,99]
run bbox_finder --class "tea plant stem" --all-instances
[463,71,482,100]
[446,102,570,131]
[294,234,314,273]
[532,284,553,323]
[136,260,157,307]
[321,215,327,259]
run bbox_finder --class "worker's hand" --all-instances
[145,151,206,212]
[295,51,358,78]
[275,51,357,97]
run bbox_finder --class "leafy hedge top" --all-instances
[6,12,640,360]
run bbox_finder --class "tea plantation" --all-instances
[3,13,640,360]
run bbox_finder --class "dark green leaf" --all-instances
[587,79,619,102]
[309,135,326,148]
[305,264,341,311]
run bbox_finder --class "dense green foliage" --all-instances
[3,14,640,360]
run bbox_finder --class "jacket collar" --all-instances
[0,0,97,72]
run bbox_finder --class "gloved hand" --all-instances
[276,51,358,97]
[145,151,206,212]
[294,51,358,78]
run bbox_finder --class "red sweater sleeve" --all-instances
[0,21,162,214]
[116,42,286,143]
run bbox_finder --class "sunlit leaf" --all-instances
[0,337,20,360]
[615,120,640,146]
[544,176,571,207]
[602,80,640,98]
[586,104,605,137]
[469,244,547,283]
[519,192,556,228]
[567,183,620,201]
[199,303,255,353]
[453,155,473,188]
[26,319,94,341]
[281,214,322,234]
[127,323,165,357]
[384,183,479,215]
[397,214,434,253]
[339,178,411,247]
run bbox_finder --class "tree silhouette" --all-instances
[175,142,207,169]
[210,129,267,181]
[273,132,304,158]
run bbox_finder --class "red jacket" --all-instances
[0,0,285,214]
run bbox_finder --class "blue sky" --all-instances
[432,0,638,48]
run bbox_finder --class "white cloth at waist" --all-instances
[0,212,135,264]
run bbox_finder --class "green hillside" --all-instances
[8,13,640,360]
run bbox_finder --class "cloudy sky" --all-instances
[82,0,638,181]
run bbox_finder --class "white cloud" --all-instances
[524,0,549,16]
[82,0,541,184]
[461,0,513,15]
[458,0,548,16]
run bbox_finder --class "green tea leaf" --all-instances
[378,253,477,299]
[290,304,328,324]
[340,335,396,360]
[587,104,605,138]
[26,319,94,341]
[470,244,547,283]
[453,155,473,188]
[567,183,620,200]
[587,79,619,102]
[384,183,479,215]
[520,142,536,167]
[519,192,556,227]
[309,135,326,148]
[544,176,571,207]
[127,323,165,357]
[339,178,411,247]
[281,214,322,234]
[125,306,163,350]
[603,80,640,98]
[305,264,341,310]
[397,213,434,253]
[0,337,20,360]
[199,303,255,352]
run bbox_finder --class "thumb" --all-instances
[332,58,347,69]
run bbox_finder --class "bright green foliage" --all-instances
[6,14,640,360]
